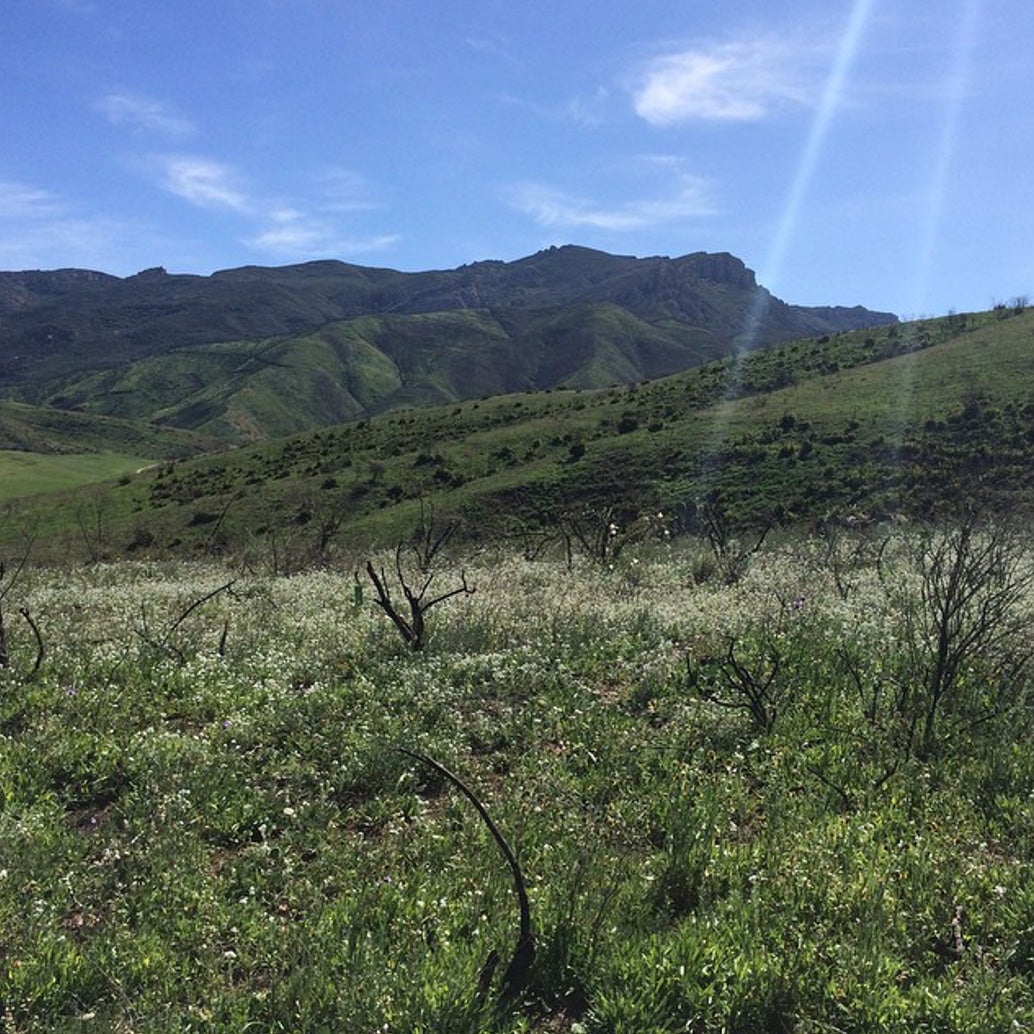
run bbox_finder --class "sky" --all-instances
[2,0,1033,318]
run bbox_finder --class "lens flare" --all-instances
[909,0,981,316]
[696,0,877,503]
[755,0,877,330]
[881,0,981,510]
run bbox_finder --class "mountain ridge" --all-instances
[0,245,898,446]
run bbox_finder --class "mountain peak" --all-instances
[671,251,757,288]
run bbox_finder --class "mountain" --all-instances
[0,247,896,445]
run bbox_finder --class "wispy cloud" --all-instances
[501,86,612,127]
[632,35,815,124]
[0,179,162,272]
[98,92,196,137]
[466,32,521,66]
[244,171,397,258]
[0,217,137,272]
[508,175,716,231]
[0,180,64,218]
[158,156,251,212]
[0,166,396,272]
[562,87,611,127]
[249,207,399,258]
[314,166,381,213]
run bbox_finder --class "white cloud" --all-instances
[0,180,63,218]
[98,92,196,137]
[0,159,398,270]
[0,212,161,273]
[159,156,250,212]
[251,208,331,251]
[0,177,167,272]
[501,87,612,127]
[508,176,716,231]
[632,36,814,124]
[250,207,398,257]
[563,87,611,127]
[146,154,397,260]
[314,167,381,213]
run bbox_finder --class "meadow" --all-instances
[0,452,150,503]
[1,521,1032,1032]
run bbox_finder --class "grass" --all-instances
[0,451,151,501]
[1,528,1032,1031]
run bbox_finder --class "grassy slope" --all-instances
[0,307,1030,560]
[0,400,219,461]
[0,451,152,501]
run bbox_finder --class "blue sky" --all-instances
[2,0,1032,317]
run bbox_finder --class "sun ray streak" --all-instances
[909,0,982,316]
[879,0,983,513]
[756,0,878,322]
[694,0,877,512]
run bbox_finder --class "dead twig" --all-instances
[19,607,44,676]
[398,748,534,1002]
[136,580,238,663]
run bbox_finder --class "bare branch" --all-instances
[398,748,534,1001]
[19,607,44,676]
[168,580,237,637]
[423,571,475,610]
[364,515,474,650]
[135,580,238,664]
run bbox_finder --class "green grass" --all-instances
[0,450,152,500]
[1,529,1031,1031]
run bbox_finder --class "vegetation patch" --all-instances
[0,451,151,501]
[0,519,1031,1031]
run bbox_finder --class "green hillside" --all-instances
[1,306,1028,561]
[39,304,728,443]
[2,248,896,446]
[0,399,218,457]
[0,450,151,501]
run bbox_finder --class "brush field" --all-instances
[1,524,1032,1032]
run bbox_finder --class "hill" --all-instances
[0,247,895,444]
[1,305,1028,562]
